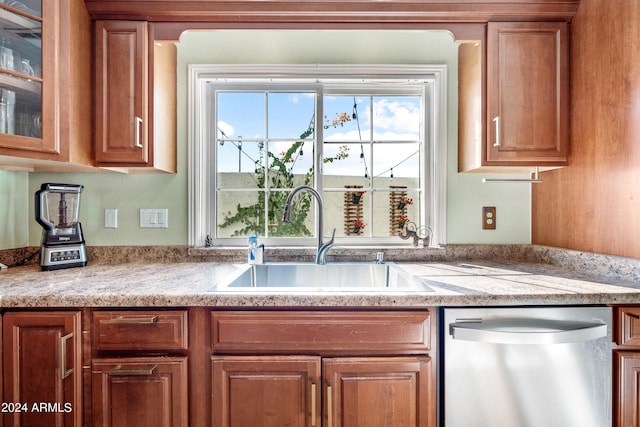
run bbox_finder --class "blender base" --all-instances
[40,243,87,271]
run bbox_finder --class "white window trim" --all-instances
[188,64,447,247]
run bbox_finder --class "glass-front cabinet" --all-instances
[0,0,92,169]
[0,0,42,144]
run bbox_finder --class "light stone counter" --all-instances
[1,255,640,307]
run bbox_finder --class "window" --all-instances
[189,65,447,247]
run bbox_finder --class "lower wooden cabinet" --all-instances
[90,309,190,427]
[212,356,321,427]
[91,357,188,427]
[615,306,640,427]
[211,355,432,427]
[0,307,435,427]
[615,351,640,427]
[324,357,431,427]
[2,311,82,427]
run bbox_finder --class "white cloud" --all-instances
[373,99,420,134]
[217,120,235,138]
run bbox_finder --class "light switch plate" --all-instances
[140,209,168,228]
[105,209,118,228]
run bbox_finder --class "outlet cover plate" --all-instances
[482,206,496,230]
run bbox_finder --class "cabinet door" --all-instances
[3,311,82,427]
[323,357,433,427]
[95,20,149,165]
[92,357,188,427]
[616,351,640,427]
[211,356,321,427]
[486,22,568,166]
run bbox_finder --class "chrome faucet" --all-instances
[282,185,335,264]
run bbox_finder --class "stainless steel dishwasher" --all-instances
[442,306,611,427]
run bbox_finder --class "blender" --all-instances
[35,183,87,270]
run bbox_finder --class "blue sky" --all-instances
[216,92,421,180]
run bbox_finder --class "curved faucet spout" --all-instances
[282,185,335,264]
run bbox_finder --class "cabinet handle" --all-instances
[311,382,317,426]
[105,315,159,324]
[134,116,143,148]
[60,333,74,380]
[492,116,501,147]
[326,382,332,427]
[110,364,158,376]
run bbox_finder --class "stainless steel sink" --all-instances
[210,263,434,293]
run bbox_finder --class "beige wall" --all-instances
[0,170,29,248]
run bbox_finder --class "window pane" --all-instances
[267,139,314,189]
[217,140,264,189]
[216,190,263,238]
[322,142,367,185]
[372,96,421,141]
[372,142,420,189]
[323,96,370,141]
[217,92,265,139]
[267,92,315,139]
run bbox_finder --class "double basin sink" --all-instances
[210,262,434,293]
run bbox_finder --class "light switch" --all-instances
[140,209,169,228]
[105,209,118,228]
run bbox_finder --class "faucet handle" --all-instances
[327,228,336,245]
[376,252,384,264]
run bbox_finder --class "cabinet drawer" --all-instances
[616,307,640,346]
[211,310,431,354]
[93,310,188,351]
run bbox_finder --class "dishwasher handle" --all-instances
[450,319,608,345]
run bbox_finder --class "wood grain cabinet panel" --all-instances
[94,20,148,165]
[615,351,640,427]
[323,357,433,427]
[211,310,431,354]
[211,356,321,427]
[94,20,176,172]
[210,310,436,426]
[92,357,188,427]
[93,310,188,351]
[486,21,569,166]
[3,311,82,427]
[616,307,640,346]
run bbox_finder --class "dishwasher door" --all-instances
[443,306,611,427]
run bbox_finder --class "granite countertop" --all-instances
[1,250,640,307]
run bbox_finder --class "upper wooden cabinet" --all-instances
[459,21,569,172]
[94,20,176,172]
[487,22,569,166]
[0,0,93,171]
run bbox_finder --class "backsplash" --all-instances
[2,244,639,284]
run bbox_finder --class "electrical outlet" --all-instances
[482,206,496,230]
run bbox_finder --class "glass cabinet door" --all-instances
[0,0,42,141]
